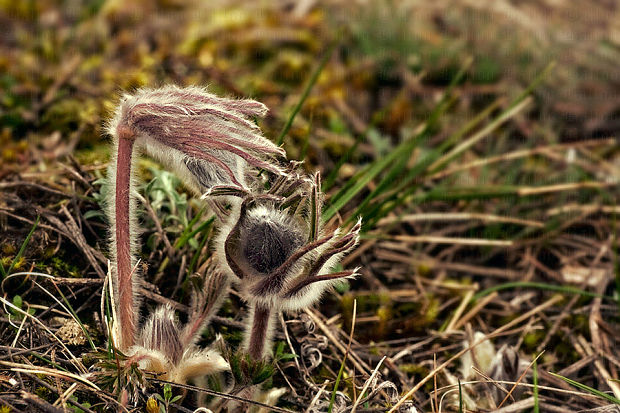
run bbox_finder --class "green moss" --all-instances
[568,314,589,333]
[523,330,546,351]
[416,262,433,277]
[220,328,244,347]
[374,303,393,339]
[424,295,440,324]
[36,256,81,278]
[1,242,15,255]
[41,99,84,132]
[35,386,51,400]
[10,255,25,271]
[399,363,429,376]
[0,256,12,269]
[0,0,39,20]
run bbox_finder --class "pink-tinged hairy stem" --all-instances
[248,303,271,360]
[115,129,136,350]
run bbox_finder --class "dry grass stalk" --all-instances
[389,295,563,412]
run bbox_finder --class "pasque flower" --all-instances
[105,85,362,409]
[106,85,284,351]
[207,171,361,360]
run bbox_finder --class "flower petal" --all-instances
[169,348,230,384]
[138,305,183,365]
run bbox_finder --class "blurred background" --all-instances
[2,0,620,164]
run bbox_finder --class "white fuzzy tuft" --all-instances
[170,348,230,384]
[459,331,496,380]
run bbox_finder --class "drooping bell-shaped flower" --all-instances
[109,85,285,192]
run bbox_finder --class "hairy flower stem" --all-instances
[248,303,272,360]
[115,126,137,350]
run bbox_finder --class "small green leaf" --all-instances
[163,383,172,400]
[276,42,335,146]
[277,353,299,361]
[12,295,23,309]
[83,210,105,220]
[252,364,274,385]
[274,341,285,358]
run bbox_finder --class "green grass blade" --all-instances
[508,61,556,110]
[156,214,214,277]
[104,275,114,357]
[175,216,215,249]
[323,99,449,223]
[174,207,205,247]
[348,97,456,223]
[180,226,213,300]
[30,352,69,372]
[328,348,348,413]
[364,98,532,225]
[549,372,620,405]
[349,144,413,221]
[2,216,39,279]
[323,140,414,222]
[406,184,519,203]
[276,42,336,146]
[362,182,518,229]
[426,96,532,175]
[357,63,553,227]
[299,110,314,161]
[187,229,211,277]
[322,134,364,192]
[323,58,472,222]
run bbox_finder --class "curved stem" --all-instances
[115,134,136,351]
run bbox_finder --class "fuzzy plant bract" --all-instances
[125,269,230,384]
